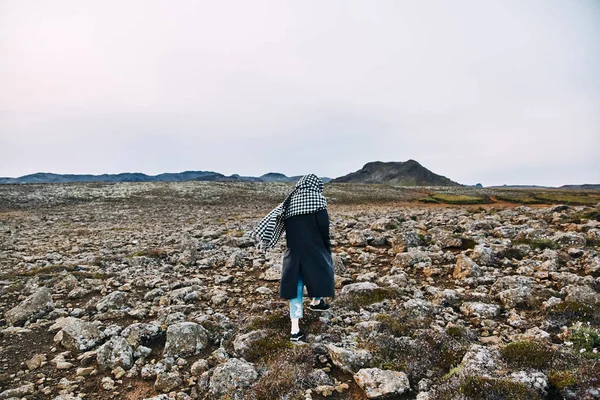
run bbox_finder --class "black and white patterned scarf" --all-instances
[253,174,327,250]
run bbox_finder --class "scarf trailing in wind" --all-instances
[253,174,327,250]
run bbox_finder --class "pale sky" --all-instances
[1,0,599,186]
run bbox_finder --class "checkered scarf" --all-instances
[253,174,327,250]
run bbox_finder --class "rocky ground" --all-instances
[0,182,599,400]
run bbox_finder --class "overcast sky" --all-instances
[1,0,598,186]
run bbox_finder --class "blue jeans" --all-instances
[289,271,322,319]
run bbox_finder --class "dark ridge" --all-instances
[331,160,460,186]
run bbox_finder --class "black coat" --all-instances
[280,208,335,299]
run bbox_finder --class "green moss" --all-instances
[548,370,578,390]
[427,194,491,205]
[533,193,600,206]
[513,238,559,250]
[495,195,544,205]
[500,341,556,370]
[546,301,600,325]
[458,237,477,250]
[243,334,294,362]
[445,325,469,339]
[375,314,411,337]
[343,288,395,311]
[130,247,167,258]
[459,376,541,399]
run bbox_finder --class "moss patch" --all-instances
[513,238,560,250]
[375,313,411,337]
[342,288,396,311]
[459,376,541,399]
[548,370,578,390]
[500,341,557,370]
[546,301,600,326]
[422,194,491,205]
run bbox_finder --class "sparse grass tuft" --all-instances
[251,345,314,400]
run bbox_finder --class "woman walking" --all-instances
[253,174,335,341]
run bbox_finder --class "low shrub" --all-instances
[251,345,314,400]
[565,324,600,359]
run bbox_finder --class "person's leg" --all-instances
[289,272,304,333]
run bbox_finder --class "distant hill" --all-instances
[0,171,331,184]
[331,160,460,186]
[559,184,600,191]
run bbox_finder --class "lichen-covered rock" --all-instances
[232,329,268,359]
[208,358,257,399]
[340,282,379,295]
[163,322,209,358]
[5,286,53,326]
[453,254,481,279]
[460,344,501,375]
[354,368,410,399]
[154,371,183,392]
[561,284,600,305]
[120,322,164,347]
[460,302,501,318]
[327,344,373,373]
[510,370,548,396]
[96,291,129,312]
[96,336,134,370]
[52,317,104,352]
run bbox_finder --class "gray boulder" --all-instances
[52,317,104,352]
[5,286,53,326]
[341,282,379,295]
[121,322,164,347]
[354,368,410,399]
[96,291,128,312]
[163,322,209,358]
[208,358,258,399]
[232,329,268,359]
[327,344,373,373]
[460,302,501,318]
[97,336,134,370]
